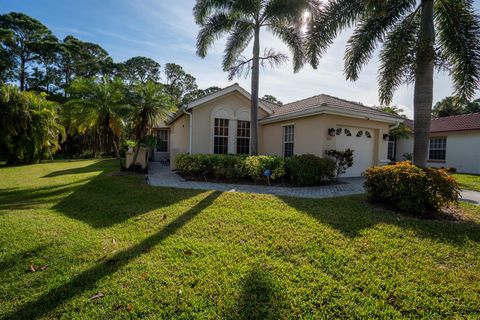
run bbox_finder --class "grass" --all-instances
[453,173,480,191]
[1,159,479,319]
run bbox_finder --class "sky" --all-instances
[2,0,480,117]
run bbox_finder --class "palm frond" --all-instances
[305,0,363,69]
[435,0,480,100]
[222,21,254,72]
[378,14,419,104]
[344,0,417,81]
[193,0,233,24]
[269,23,304,72]
[196,13,234,58]
[227,49,287,80]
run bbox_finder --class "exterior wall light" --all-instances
[383,133,389,141]
[328,128,335,136]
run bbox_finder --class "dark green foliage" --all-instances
[364,161,460,213]
[306,0,480,104]
[163,63,198,105]
[175,153,286,183]
[326,149,354,178]
[244,155,286,182]
[261,94,283,105]
[116,56,161,85]
[286,154,336,186]
[432,96,480,117]
[0,84,65,164]
[176,153,340,185]
[0,12,58,91]
[175,153,248,180]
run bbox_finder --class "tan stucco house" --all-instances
[393,113,480,174]
[153,83,402,177]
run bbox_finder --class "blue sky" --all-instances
[2,0,480,117]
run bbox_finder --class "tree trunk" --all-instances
[250,26,260,155]
[20,59,26,91]
[413,0,435,167]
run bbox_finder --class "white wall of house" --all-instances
[428,131,480,174]
[396,130,480,174]
[395,136,414,161]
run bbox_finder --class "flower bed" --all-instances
[175,153,337,186]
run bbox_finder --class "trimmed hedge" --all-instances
[363,161,460,214]
[175,153,336,185]
[286,154,336,186]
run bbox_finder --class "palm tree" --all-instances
[194,0,315,155]
[0,84,65,164]
[128,81,175,170]
[305,0,480,166]
[65,76,129,157]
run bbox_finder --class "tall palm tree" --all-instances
[194,0,315,155]
[305,0,480,166]
[65,76,129,157]
[128,81,175,170]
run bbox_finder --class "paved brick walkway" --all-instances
[147,162,365,199]
[147,163,480,203]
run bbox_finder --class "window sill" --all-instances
[427,159,446,163]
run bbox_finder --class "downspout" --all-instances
[183,109,193,154]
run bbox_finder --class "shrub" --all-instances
[326,149,354,178]
[244,155,286,182]
[363,161,460,214]
[286,154,336,186]
[175,153,246,180]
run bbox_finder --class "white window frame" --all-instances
[283,125,294,157]
[236,120,250,155]
[428,137,447,161]
[213,118,229,154]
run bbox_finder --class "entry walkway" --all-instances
[147,162,364,199]
[148,162,480,203]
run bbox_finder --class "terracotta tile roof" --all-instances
[259,98,282,112]
[404,112,480,133]
[268,94,402,119]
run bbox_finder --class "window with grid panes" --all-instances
[428,137,446,160]
[236,120,250,154]
[283,125,294,157]
[214,118,229,154]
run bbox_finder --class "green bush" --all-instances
[244,155,286,182]
[176,153,287,183]
[363,161,460,214]
[325,149,354,178]
[286,154,336,186]
[175,153,247,180]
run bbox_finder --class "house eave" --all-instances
[259,106,401,125]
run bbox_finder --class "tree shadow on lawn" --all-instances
[4,191,222,320]
[41,159,109,178]
[0,177,95,212]
[231,266,287,320]
[279,195,480,246]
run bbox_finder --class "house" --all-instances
[153,83,403,177]
[394,113,480,174]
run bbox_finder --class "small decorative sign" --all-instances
[263,169,271,177]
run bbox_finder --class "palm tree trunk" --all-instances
[250,25,260,155]
[413,0,435,167]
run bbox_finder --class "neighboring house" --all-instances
[394,113,480,174]
[153,83,402,177]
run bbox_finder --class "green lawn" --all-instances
[1,160,479,319]
[454,173,480,192]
